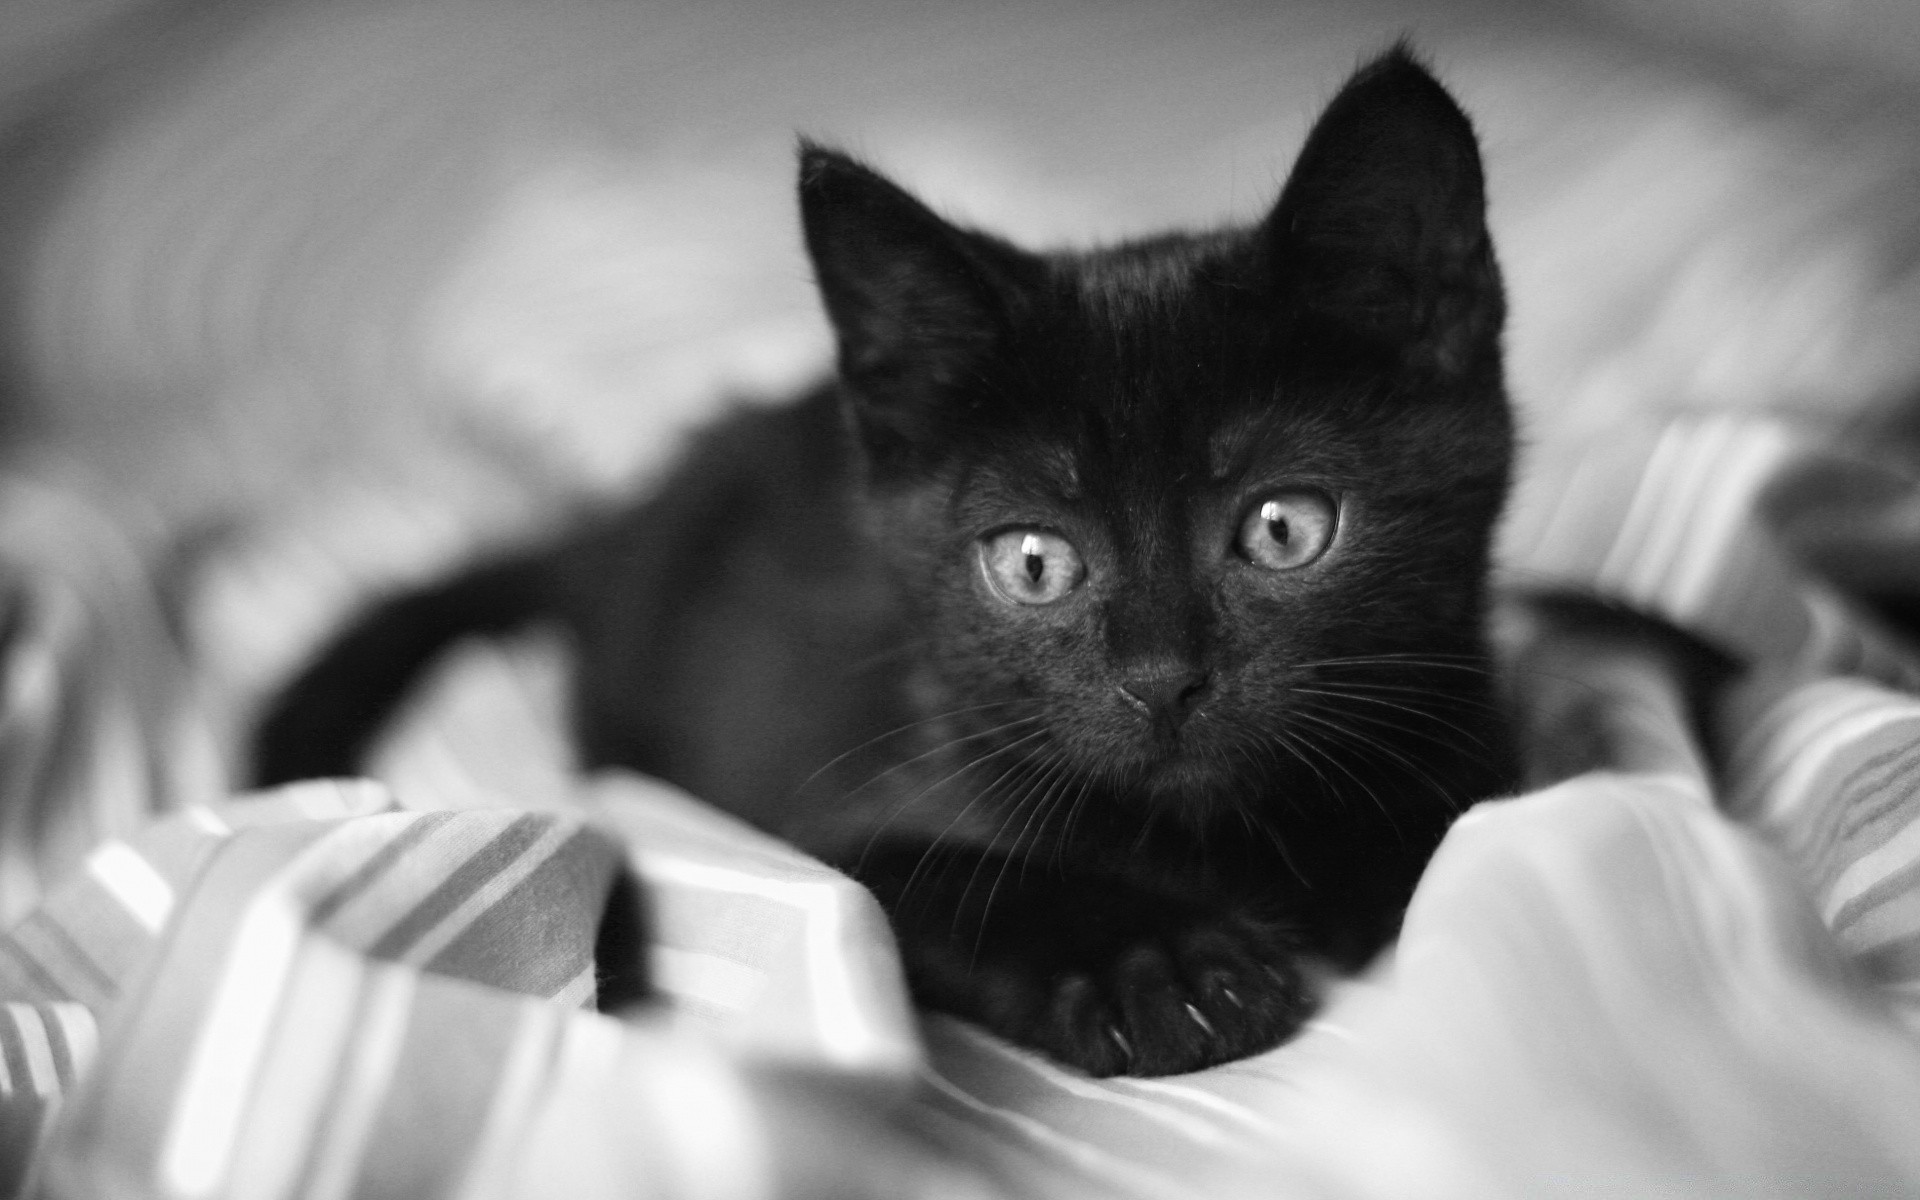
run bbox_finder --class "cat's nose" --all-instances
[1117,662,1210,724]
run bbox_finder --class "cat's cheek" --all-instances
[964,571,1092,655]
[1212,587,1315,669]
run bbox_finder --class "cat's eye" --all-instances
[1237,491,1337,570]
[980,529,1085,605]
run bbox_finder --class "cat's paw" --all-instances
[902,892,1315,1077]
[1039,912,1312,1076]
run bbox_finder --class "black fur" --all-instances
[255,46,1517,1076]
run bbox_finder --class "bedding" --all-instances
[9,415,1920,1198]
[11,1,1920,1196]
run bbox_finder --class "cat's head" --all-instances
[799,47,1513,830]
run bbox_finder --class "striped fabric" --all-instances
[1503,413,1920,686]
[1724,676,1920,1011]
[11,775,919,1199]
[10,414,1920,1196]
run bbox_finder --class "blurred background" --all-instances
[5,0,1920,804]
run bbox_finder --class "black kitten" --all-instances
[255,46,1516,1077]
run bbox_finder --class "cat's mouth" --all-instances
[1134,752,1238,805]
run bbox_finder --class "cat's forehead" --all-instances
[1025,243,1341,478]
[1048,397,1356,493]
[1053,232,1251,330]
[975,388,1336,511]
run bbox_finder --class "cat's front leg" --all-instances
[855,843,1314,1076]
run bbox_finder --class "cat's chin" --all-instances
[1134,755,1244,814]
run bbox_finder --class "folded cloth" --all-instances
[10,413,1920,1198]
[0,476,225,927]
[16,777,937,1200]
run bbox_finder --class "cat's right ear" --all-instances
[1264,46,1503,380]
[798,143,1030,471]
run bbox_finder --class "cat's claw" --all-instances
[903,908,1313,1075]
[1184,1002,1215,1037]
[863,846,1318,1075]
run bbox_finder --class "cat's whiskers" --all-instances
[846,714,1047,821]
[856,722,1047,866]
[1239,708,1363,808]
[1305,706,1494,774]
[1302,675,1507,714]
[1289,685,1495,750]
[1015,751,1082,885]
[1050,775,1097,875]
[879,726,1054,908]
[1223,719,1317,819]
[793,698,1043,804]
[1293,652,1494,676]
[1266,709,1405,836]
[952,745,1071,905]
[958,750,1080,966]
[1127,799,1175,858]
[1295,684,1514,781]
[1284,706,1459,822]
[973,759,1101,968]
[1050,747,1126,872]
[918,757,1053,951]
[845,716,1050,894]
[910,740,1058,898]
[1229,794,1309,890]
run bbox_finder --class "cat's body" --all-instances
[257,47,1517,1076]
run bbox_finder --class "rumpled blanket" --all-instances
[9,413,1920,1198]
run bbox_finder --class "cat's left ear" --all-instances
[1266,45,1503,378]
[799,143,1037,473]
